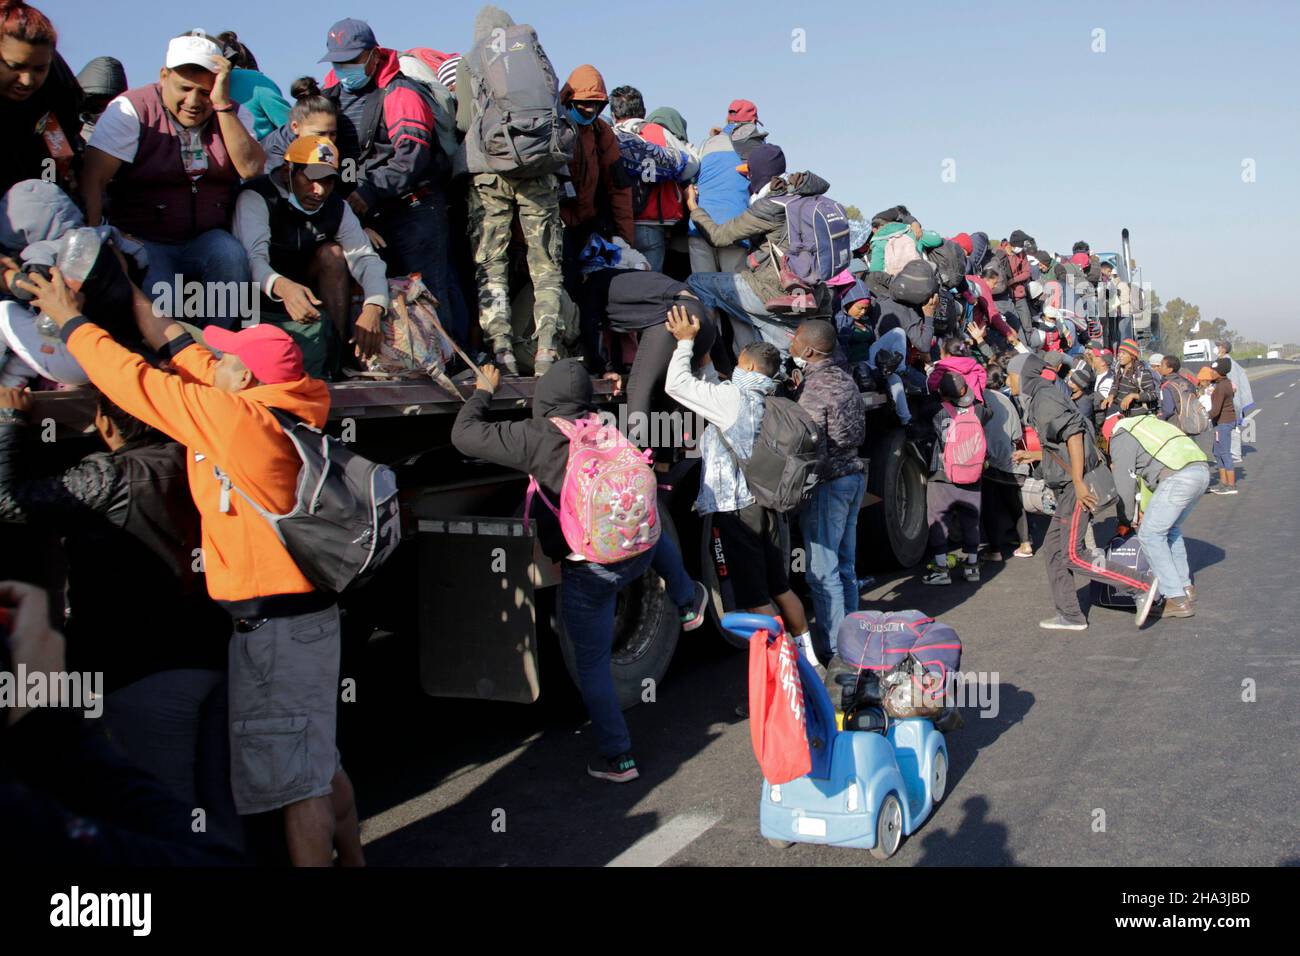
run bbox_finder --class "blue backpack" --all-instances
[773,194,852,289]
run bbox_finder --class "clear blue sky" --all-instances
[45,0,1300,341]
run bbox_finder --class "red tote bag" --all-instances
[748,627,812,785]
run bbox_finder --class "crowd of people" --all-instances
[0,1,1252,866]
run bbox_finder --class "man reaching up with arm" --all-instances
[16,267,363,867]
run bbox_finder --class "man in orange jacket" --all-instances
[18,266,363,867]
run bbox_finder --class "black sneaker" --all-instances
[680,581,708,632]
[588,753,640,783]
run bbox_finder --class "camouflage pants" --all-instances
[468,172,563,352]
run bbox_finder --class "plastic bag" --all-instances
[748,625,812,785]
[366,275,455,379]
[880,654,946,719]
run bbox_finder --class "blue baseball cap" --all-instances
[320,18,377,63]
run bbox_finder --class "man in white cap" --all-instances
[80,30,265,329]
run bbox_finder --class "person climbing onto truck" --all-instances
[662,305,813,663]
[17,265,364,867]
[451,357,706,784]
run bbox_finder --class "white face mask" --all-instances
[793,346,829,370]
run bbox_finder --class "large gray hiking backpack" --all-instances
[213,408,401,594]
[464,23,575,177]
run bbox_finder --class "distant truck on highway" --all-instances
[1096,228,1158,350]
[1183,339,1215,363]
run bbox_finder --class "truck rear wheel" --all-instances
[557,507,682,711]
[863,428,928,569]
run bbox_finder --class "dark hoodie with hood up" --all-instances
[451,358,596,559]
[1019,354,1097,489]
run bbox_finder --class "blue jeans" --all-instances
[686,271,796,355]
[650,531,695,609]
[634,224,668,272]
[560,548,656,758]
[376,193,471,346]
[1212,423,1234,471]
[141,229,252,330]
[868,326,912,424]
[802,472,866,659]
[1137,464,1209,599]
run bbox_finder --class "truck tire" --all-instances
[557,506,682,711]
[862,428,928,569]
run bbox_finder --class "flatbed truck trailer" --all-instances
[31,372,926,710]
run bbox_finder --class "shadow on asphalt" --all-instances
[944,682,1034,801]
[339,592,746,865]
[1182,539,1227,576]
[916,795,1018,866]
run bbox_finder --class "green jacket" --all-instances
[868,222,943,273]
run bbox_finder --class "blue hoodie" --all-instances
[689,122,750,241]
[834,279,874,361]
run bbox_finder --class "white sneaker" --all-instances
[1039,615,1088,631]
[1135,582,1162,629]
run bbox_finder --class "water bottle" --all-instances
[36,227,101,339]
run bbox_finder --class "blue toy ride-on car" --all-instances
[723,612,949,859]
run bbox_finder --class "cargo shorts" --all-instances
[227,606,341,815]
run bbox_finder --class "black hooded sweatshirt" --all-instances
[1019,355,1097,489]
[451,359,596,560]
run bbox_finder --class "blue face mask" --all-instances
[335,54,373,93]
[287,189,324,216]
[567,105,597,126]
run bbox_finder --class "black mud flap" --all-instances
[417,517,557,703]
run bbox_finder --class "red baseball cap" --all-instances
[950,232,973,256]
[1101,412,1123,443]
[204,324,305,384]
[727,98,758,123]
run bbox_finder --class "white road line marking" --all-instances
[1291,383,1296,388]
[1274,392,1284,399]
[605,812,723,867]
[1246,409,1261,421]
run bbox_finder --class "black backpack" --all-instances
[717,396,828,513]
[992,248,1014,288]
[927,239,968,290]
[213,408,401,594]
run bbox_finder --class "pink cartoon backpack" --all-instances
[525,416,660,563]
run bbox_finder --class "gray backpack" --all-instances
[464,23,574,177]
[214,408,401,594]
[1164,377,1210,436]
[717,396,828,514]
